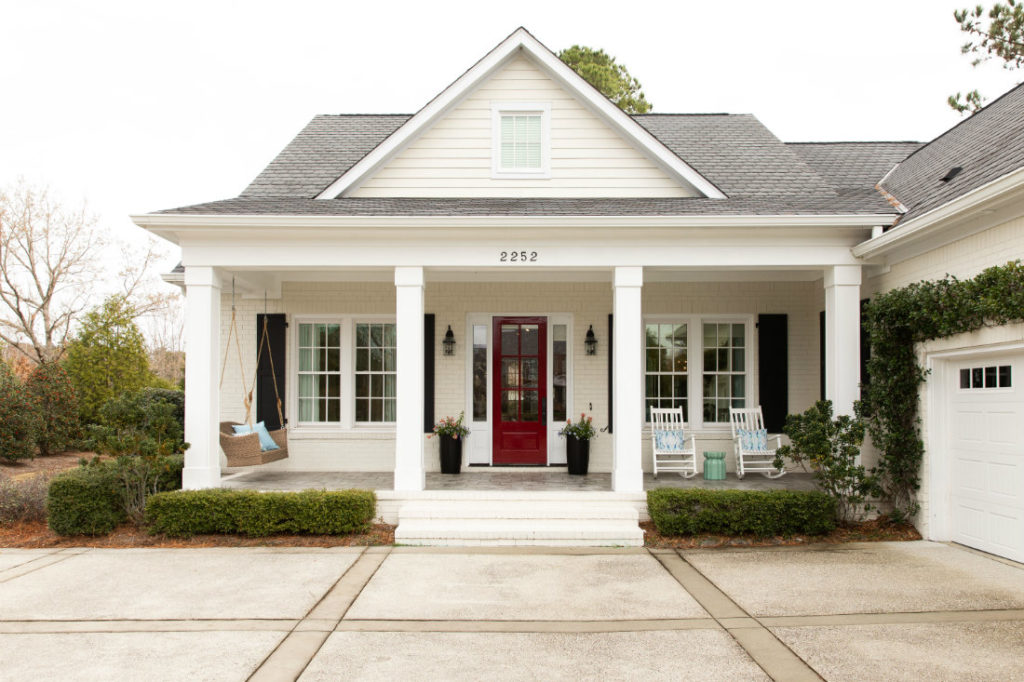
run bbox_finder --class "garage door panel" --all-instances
[946,352,1024,563]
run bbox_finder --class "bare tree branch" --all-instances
[0,181,105,363]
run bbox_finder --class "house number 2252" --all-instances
[499,251,538,263]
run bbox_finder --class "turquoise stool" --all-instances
[703,451,727,480]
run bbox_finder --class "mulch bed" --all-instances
[0,522,395,548]
[0,519,919,549]
[0,451,100,480]
[641,518,922,549]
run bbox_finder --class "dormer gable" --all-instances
[317,28,724,200]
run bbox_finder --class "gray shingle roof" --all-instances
[880,83,1024,222]
[155,196,896,217]
[633,114,835,198]
[155,112,914,219]
[241,114,411,198]
[787,142,921,194]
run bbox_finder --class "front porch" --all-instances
[221,468,818,494]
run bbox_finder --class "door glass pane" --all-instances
[501,325,519,354]
[521,325,539,355]
[501,390,519,421]
[521,358,539,387]
[473,325,487,421]
[521,390,538,422]
[502,358,520,388]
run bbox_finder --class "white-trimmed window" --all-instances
[644,323,688,421]
[491,102,551,177]
[354,323,396,423]
[293,317,396,428]
[643,316,753,428]
[701,322,747,424]
[297,323,342,423]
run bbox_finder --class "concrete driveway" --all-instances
[0,541,1022,681]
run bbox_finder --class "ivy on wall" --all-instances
[862,260,1024,519]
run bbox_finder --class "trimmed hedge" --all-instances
[144,489,377,537]
[47,465,123,535]
[647,489,836,537]
[47,455,184,535]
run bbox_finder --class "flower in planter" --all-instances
[430,412,470,439]
[559,413,597,441]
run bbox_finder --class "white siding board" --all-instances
[349,55,696,199]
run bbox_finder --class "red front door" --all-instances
[493,317,547,465]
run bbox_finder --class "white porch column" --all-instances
[183,266,222,489]
[612,266,644,492]
[394,266,425,491]
[824,265,862,417]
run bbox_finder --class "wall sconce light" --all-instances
[443,325,456,356]
[585,325,597,356]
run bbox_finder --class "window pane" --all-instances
[370,324,382,348]
[356,324,368,347]
[299,349,312,372]
[327,324,340,347]
[502,391,519,421]
[355,399,369,422]
[972,367,983,387]
[522,357,539,387]
[299,324,312,347]
[327,400,340,423]
[552,324,566,422]
[731,375,745,399]
[299,374,316,399]
[371,400,383,422]
[985,366,997,388]
[384,399,396,421]
[473,325,487,422]
[646,349,660,372]
[501,325,518,354]
[999,365,1012,388]
[732,348,745,372]
[384,374,395,399]
[960,368,971,389]
[732,324,744,347]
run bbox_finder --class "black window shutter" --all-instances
[757,314,788,433]
[256,314,287,430]
[819,310,826,402]
[607,313,613,434]
[424,314,435,433]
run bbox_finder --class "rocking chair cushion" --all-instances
[233,422,280,451]
[737,428,768,451]
[654,429,687,452]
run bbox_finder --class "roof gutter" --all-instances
[853,166,1024,261]
[133,213,896,232]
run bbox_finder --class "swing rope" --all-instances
[218,280,285,431]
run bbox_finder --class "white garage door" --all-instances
[948,353,1024,562]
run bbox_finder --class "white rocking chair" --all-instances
[729,407,786,479]
[650,407,697,479]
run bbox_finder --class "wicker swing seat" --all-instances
[219,422,288,467]
[218,284,290,468]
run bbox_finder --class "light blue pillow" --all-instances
[233,421,280,451]
[737,428,768,451]
[654,429,686,451]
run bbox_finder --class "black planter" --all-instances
[566,436,590,475]
[439,434,463,474]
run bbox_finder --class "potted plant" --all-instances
[559,413,596,475]
[430,412,470,474]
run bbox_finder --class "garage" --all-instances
[945,352,1024,562]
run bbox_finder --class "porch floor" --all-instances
[220,469,818,493]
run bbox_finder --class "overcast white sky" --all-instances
[1,0,1021,271]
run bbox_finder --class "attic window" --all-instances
[492,102,550,178]
[940,166,963,183]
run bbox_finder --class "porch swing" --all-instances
[218,281,289,467]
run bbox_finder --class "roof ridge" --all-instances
[786,140,921,145]
[631,112,750,117]
[887,81,1024,171]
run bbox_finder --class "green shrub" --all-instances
[47,465,123,535]
[25,362,80,456]
[145,489,377,537]
[0,473,52,524]
[46,455,183,535]
[775,400,878,523]
[0,362,41,462]
[647,489,836,537]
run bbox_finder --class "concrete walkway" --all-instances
[0,542,1022,680]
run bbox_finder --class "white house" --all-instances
[133,28,1024,556]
